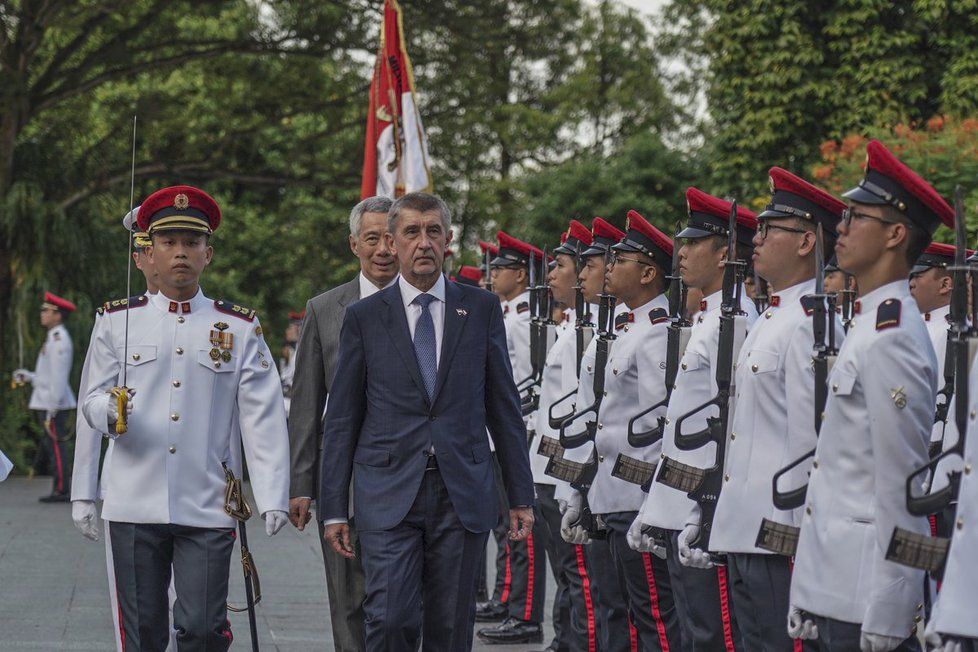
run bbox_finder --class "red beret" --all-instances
[43,291,76,313]
[760,167,846,234]
[843,140,953,233]
[137,185,222,235]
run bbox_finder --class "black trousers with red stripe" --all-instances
[109,522,235,652]
[538,483,599,652]
[665,530,742,651]
[586,536,634,652]
[604,511,683,652]
[35,410,69,496]
[505,502,547,623]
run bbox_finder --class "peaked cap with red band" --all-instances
[137,185,222,235]
[43,291,76,313]
[681,187,758,247]
[288,310,306,322]
[911,242,975,276]
[583,217,626,256]
[613,210,673,271]
[491,231,545,267]
[554,219,594,256]
[456,265,483,286]
[843,139,954,234]
[479,240,499,256]
[760,167,846,235]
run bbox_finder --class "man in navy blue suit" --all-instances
[319,191,536,651]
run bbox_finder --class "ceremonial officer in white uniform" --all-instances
[687,169,842,651]
[637,187,759,651]
[562,211,682,651]
[927,359,978,651]
[909,242,959,449]
[529,219,600,652]
[789,140,951,651]
[478,231,548,644]
[77,185,290,651]
[13,291,77,501]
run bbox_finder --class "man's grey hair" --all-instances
[349,196,394,236]
[388,192,452,233]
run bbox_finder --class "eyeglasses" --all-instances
[758,222,809,239]
[609,252,651,267]
[841,208,900,229]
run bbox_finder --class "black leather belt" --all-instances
[425,454,439,472]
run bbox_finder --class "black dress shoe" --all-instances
[474,600,508,622]
[39,493,69,503]
[476,617,544,644]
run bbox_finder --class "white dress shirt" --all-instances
[398,274,446,366]
[360,271,399,300]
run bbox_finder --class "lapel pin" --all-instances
[456,308,467,316]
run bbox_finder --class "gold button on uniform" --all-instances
[724,474,730,482]
[597,423,603,430]
[177,316,185,323]
[172,380,181,388]
[832,384,838,392]
[805,506,812,515]
[681,363,687,370]
[751,364,758,373]
[598,455,605,462]
[957,518,964,530]
[170,413,179,421]
[812,460,819,469]
[176,347,184,355]
[730,432,736,440]
[169,446,177,454]
[132,353,140,361]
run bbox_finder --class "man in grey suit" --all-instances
[288,195,398,652]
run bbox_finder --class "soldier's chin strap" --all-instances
[223,464,262,652]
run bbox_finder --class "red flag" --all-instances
[361,0,433,199]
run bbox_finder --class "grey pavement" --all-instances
[0,476,555,651]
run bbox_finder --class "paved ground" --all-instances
[0,476,555,651]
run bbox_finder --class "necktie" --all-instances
[413,293,438,400]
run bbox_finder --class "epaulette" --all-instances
[800,295,818,317]
[215,299,257,322]
[102,295,148,314]
[517,301,530,314]
[876,298,901,331]
[648,307,669,325]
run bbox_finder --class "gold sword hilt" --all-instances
[112,386,130,435]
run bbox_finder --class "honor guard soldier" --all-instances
[789,140,952,650]
[72,207,180,652]
[478,231,548,644]
[13,291,77,502]
[562,211,682,651]
[280,310,303,415]
[692,169,843,651]
[77,185,290,651]
[528,219,600,652]
[910,242,963,450]
[637,187,758,650]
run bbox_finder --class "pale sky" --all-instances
[615,0,669,15]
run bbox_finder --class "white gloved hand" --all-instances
[626,516,666,557]
[560,493,591,545]
[557,498,568,515]
[105,388,135,432]
[12,368,33,384]
[859,631,905,652]
[787,605,818,640]
[677,524,714,568]
[925,631,963,652]
[72,500,100,541]
[263,510,289,536]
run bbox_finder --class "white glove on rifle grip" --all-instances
[787,605,818,640]
[560,492,590,545]
[677,524,714,569]
[72,500,100,541]
[859,631,906,652]
[263,510,289,536]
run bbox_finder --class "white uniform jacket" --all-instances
[503,291,533,387]
[641,288,758,531]
[73,308,109,501]
[790,281,936,638]
[81,290,289,528]
[563,295,669,515]
[711,280,839,553]
[928,358,978,639]
[924,304,951,445]
[28,323,76,411]
[531,314,577,485]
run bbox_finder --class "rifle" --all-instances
[521,249,557,415]
[666,201,746,563]
[931,317,956,458]
[886,187,973,576]
[758,224,837,556]
[516,248,542,393]
[627,234,691,450]
[839,272,856,332]
[544,453,607,539]
[224,464,262,652]
[547,241,593,430]
[485,247,494,294]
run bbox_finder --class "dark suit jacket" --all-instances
[318,278,535,533]
[288,277,360,498]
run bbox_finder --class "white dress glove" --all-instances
[12,368,34,384]
[925,631,962,652]
[557,498,568,515]
[263,510,289,536]
[560,493,591,545]
[787,605,818,640]
[72,500,100,541]
[626,515,667,558]
[677,524,714,568]
[859,631,905,652]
